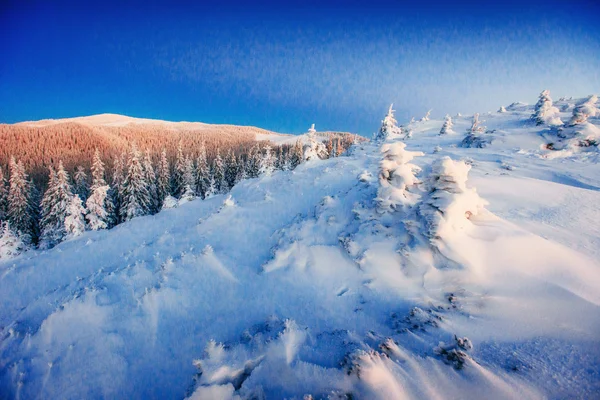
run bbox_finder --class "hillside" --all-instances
[1,99,599,399]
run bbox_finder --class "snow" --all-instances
[1,98,600,399]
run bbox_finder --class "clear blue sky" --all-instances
[1,0,599,135]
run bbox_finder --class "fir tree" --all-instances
[259,145,276,176]
[111,153,126,223]
[290,140,304,169]
[73,165,89,202]
[0,221,25,260]
[376,104,402,141]
[182,155,196,195]
[7,157,36,245]
[86,184,110,231]
[195,143,211,199]
[157,149,171,206]
[64,194,86,238]
[0,166,8,221]
[143,149,159,213]
[120,144,151,221]
[246,145,261,178]
[212,151,227,194]
[276,146,285,169]
[440,115,454,135]
[532,89,561,126]
[40,161,74,248]
[326,138,334,158]
[224,149,239,190]
[304,124,329,161]
[172,140,186,198]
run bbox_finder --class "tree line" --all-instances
[0,129,358,257]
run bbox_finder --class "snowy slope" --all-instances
[1,103,600,399]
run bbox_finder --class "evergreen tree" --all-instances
[86,184,110,231]
[376,104,402,141]
[290,140,304,169]
[73,165,89,202]
[205,175,216,199]
[331,139,338,158]
[282,148,292,171]
[64,194,86,238]
[143,149,159,213]
[172,140,186,198]
[7,157,36,245]
[157,149,171,206]
[468,113,485,134]
[111,153,125,223]
[212,151,227,194]
[182,155,196,195]
[224,149,239,190]
[40,161,73,248]
[246,145,261,178]
[259,145,276,176]
[195,143,211,199]
[120,144,151,221]
[304,124,329,161]
[326,138,334,158]
[532,89,561,126]
[440,115,454,135]
[0,221,25,260]
[0,166,8,221]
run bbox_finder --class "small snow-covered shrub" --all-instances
[376,142,424,213]
[161,195,178,209]
[420,157,488,241]
[434,335,474,370]
[439,115,454,135]
[568,95,598,126]
[0,221,26,261]
[460,114,490,148]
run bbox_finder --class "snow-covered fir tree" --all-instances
[326,138,334,158]
[498,106,507,113]
[304,124,329,161]
[259,145,276,176]
[224,150,240,190]
[245,145,261,179]
[532,89,561,126]
[178,183,196,205]
[376,104,402,141]
[120,144,151,221]
[157,149,171,206]
[111,153,126,223]
[7,157,36,245]
[440,115,454,135]
[73,165,89,202]
[195,143,211,199]
[173,141,186,198]
[0,221,25,260]
[468,113,485,134]
[420,109,432,122]
[376,142,424,213]
[143,149,159,213]
[86,184,110,231]
[0,166,8,221]
[64,194,86,238]
[40,161,73,248]
[290,140,304,169]
[568,95,598,126]
[182,156,196,195]
[212,151,227,194]
[420,157,487,242]
[276,146,285,169]
[205,175,217,199]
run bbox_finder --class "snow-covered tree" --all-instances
[468,113,485,134]
[212,151,227,194]
[205,175,217,199]
[143,149,159,213]
[91,149,107,189]
[157,149,171,206]
[245,145,261,179]
[73,165,89,202]
[0,221,25,260]
[7,157,36,244]
[173,140,186,197]
[568,95,598,126]
[195,143,211,199]
[259,145,276,176]
[224,150,240,190]
[40,161,73,248]
[532,89,562,126]
[276,146,285,168]
[375,104,402,141]
[304,124,329,161]
[161,195,178,210]
[111,152,126,222]
[64,194,86,238]
[0,166,8,221]
[420,157,487,241]
[326,138,334,158]
[86,184,110,231]
[376,142,424,213]
[178,184,196,205]
[290,140,304,169]
[420,109,432,122]
[440,115,454,135]
[182,156,196,195]
[120,144,151,221]
[498,106,507,113]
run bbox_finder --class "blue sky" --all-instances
[1,0,599,135]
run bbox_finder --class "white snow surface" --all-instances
[1,103,600,399]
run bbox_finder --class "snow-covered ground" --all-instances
[1,102,600,399]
